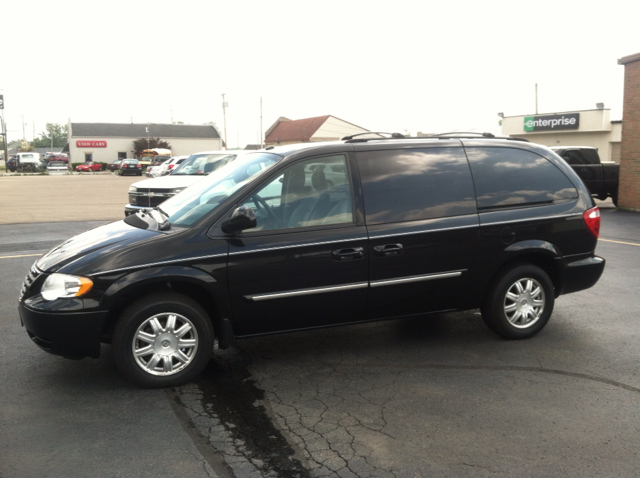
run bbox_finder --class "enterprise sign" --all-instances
[524,113,580,132]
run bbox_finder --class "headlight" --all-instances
[128,186,137,193]
[41,273,93,301]
[172,187,186,194]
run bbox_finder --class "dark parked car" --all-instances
[107,160,123,172]
[18,134,605,388]
[118,159,142,176]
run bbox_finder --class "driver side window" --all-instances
[241,155,353,232]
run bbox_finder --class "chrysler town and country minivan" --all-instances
[18,134,605,387]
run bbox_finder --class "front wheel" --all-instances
[481,264,554,339]
[112,293,214,388]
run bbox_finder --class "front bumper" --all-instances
[125,191,176,215]
[19,301,108,359]
[125,204,148,216]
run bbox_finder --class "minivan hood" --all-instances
[36,220,162,274]
[131,175,203,189]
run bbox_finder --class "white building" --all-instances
[66,122,223,164]
[501,108,622,162]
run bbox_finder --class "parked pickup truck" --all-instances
[551,146,619,206]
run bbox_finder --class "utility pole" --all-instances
[221,94,228,150]
[0,93,8,166]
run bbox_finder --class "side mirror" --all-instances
[221,206,257,233]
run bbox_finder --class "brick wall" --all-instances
[619,54,640,210]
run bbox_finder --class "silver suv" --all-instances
[125,151,244,215]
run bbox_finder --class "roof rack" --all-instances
[341,132,405,141]
[420,132,529,142]
[342,131,529,143]
[429,132,496,138]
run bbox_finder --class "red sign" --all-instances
[76,140,107,148]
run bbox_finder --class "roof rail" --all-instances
[341,132,405,141]
[430,132,496,138]
[426,132,529,142]
[341,131,529,143]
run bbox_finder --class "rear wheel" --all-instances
[112,293,214,388]
[481,264,554,339]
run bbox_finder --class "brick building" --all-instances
[264,115,370,146]
[618,52,640,211]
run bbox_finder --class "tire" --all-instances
[481,264,554,339]
[112,292,214,388]
[611,190,618,207]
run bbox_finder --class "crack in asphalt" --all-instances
[312,362,640,394]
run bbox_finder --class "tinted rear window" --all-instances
[466,147,578,210]
[356,147,476,224]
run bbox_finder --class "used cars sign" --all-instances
[524,113,580,132]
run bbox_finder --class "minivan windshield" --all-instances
[171,153,237,176]
[159,152,282,227]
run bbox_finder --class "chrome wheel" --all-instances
[132,312,199,376]
[503,277,545,328]
[481,264,554,339]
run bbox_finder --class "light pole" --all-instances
[221,94,228,150]
[0,94,8,166]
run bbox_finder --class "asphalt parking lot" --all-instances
[0,174,638,477]
[0,173,141,224]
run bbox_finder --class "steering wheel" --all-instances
[251,194,282,228]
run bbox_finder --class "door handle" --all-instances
[332,247,364,261]
[373,243,403,256]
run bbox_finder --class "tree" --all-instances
[33,123,68,148]
[132,137,172,157]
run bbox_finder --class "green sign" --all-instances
[524,113,580,132]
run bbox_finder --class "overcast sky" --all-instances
[2,0,638,148]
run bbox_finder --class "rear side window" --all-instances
[466,147,578,210]
[580,148,600,165]
[356,147,476,224]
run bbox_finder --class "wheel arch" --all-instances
[490,241,563,298]
[99,266,225,342]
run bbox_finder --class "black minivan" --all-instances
[19,134,605,387]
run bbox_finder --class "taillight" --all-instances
[583,206,600,238]
[169,165,175,169]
